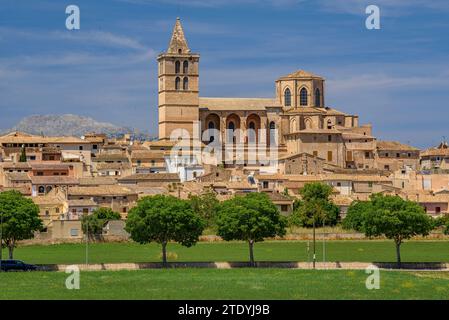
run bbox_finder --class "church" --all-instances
[157,18,377,170]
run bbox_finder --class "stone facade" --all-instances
[157,19,393,172]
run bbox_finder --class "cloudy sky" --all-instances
[1,0,449,147]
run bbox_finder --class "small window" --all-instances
[70,228,79,237]
[45,210,49,217]
[328,135,332,142]
[79,146,83,151]
[56,208,60,214]
[263,181,269,189]
[368,182,373,188]
[436,207,441,213]
[281,205,288,212]
[396,153,400,158]
[337,182,341,187]
[284,88,292,107]
[327,151,333,162]
[175,60,180,73]
[93,145,98,150]
[300,88,308,106]
[365,152,370,158]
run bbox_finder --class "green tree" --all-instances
[188,190,219,227]
[343,194,434,267]
[0,190,43,259]
[438,215,449,235]
[125,195,205,266]
[289,182,340,227]
[216,193,287,266]
[19,145,27,162]
[81,207,121,239]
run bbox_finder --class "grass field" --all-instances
[8,240,449,264]
[1,269,449,299]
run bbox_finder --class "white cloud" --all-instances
[53,31,148,50]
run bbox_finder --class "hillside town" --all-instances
[1,18,448,241]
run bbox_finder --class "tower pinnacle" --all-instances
[167,17,190,54]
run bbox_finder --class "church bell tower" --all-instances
[157,18,200,141]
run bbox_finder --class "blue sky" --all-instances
[1,0,449,148]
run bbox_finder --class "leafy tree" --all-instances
[0,190,43,259]
[188,190,219,227]
[216,192,287,266]
[125,195,205,266]
[19,145,27,162]
[343,194,434,267]
[81,207,121,239]
[289,182,340,227]
[438,215,449,235]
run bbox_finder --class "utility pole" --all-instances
[312,217,316,269]
[323,219,326,268]
[85,215,89,267]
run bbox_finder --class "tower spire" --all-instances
[167,17,190,54]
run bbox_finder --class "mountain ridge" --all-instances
[0,114,147,138]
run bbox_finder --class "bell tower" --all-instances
[157,18,200,141]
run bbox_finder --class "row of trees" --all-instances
[125,192,286,266]
[1,184,449,267]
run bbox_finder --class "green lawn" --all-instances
[1,269,448,299]
[9,240,449,264]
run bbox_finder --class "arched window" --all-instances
[175,77,180,90]
[183,61,188,74]
[269,121,277,146]
[290,118,297,132]
[208,121,215,142]
[228,121,235,143]
[304,118,312,129]
[315,88,321,107]
[284,88,291,107]
[300,88,308,106]
[327,119,332,129]
[248,121,256,144]
[175,61,180,73]
[38,186,45,194]
[183,77,188,90]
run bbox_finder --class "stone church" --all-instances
[157,18,377,170]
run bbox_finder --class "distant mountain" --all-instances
[2,114,139,138]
